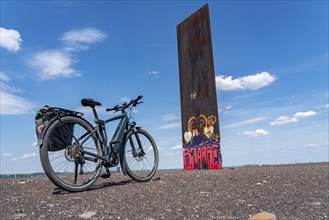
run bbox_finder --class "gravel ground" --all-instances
[0,162,328,220]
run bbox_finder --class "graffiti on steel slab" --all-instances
[183,114,222,170]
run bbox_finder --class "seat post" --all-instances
[92,107,99,119]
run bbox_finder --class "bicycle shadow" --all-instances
[51,177,161,195]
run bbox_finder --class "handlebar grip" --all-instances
[106,105,119,112]
[107,96,143,111]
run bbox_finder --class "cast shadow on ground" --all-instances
[51,177,161,195]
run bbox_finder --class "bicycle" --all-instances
[38,95,159,192]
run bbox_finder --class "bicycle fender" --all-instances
[119,156,127,176]
[119,159,127,176]
[119,131,131,176]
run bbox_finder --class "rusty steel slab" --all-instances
[177,4,222,170]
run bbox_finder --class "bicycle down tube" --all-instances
[81,114,127,163]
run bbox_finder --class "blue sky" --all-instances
[1,1,328,174]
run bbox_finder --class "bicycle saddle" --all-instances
[81,98,102,108]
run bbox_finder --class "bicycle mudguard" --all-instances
[119,131,131,176]
[119,143,127,176]
[119,157,128,176]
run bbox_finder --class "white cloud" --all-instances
[54,1,75,7]
[28,27,106,80]
[0,71,10,82]
[75,106,94,115]
[304,143,320,148]
[120,97,131,103]
[29,50,80,80]
[223,117,268,128]
[216,75,244,91]
[216,72,276,91]
[171,145,182,150]
[0,71,35,115]
[270,110,317,126]
[12,152,38,161]
[3,153,12,156]
[157,123,181,130]
[75,106,107,116]
[162,113,180,121]
[0,27,22,52]
[141,70,160,80]
[0,71,21,93]
[132,109,139,114]
[61,27,107,51]
[222,105,233,114]
[294,111,317,118]
[243,129,270,137]
[241,72,276,90]
[0,92,35,115]
[270,116,297,126]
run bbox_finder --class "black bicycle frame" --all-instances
[79,113,130,167]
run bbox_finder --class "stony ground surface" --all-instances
[0,163,328,220]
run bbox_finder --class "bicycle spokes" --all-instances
[124,129,158,181]
[41,116,102,191]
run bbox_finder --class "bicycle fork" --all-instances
[129,127,145,158]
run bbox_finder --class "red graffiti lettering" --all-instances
[183,145,222,170]
[183,149,194,170]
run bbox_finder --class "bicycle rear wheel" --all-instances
[122,129,159,182]
[40,115,103,192]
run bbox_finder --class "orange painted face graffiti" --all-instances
[204,115,216,139]
[184,116,197,143]
[190,118,198,136]
[198,114,207,134]
[184,114,218,144]
[207,116,216,125]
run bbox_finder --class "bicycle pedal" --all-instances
[100,173,111,179]
[100,168,111,179]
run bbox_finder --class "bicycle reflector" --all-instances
[38,125,45,132]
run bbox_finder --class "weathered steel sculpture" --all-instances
[177,4,222,170]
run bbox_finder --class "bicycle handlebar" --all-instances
[106,95,143,112]
[106,105,119,112]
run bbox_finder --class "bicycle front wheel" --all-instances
[40,115,103,192]
[122,129,159,182]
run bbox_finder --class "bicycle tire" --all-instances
[40,115,103,192]
[122,129,159,182]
